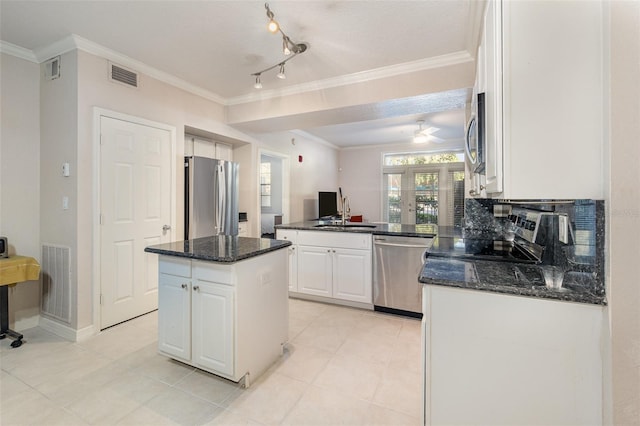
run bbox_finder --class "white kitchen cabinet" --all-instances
[238,222,248,237]
[184,135,233,161]
[191,280,234,376]
[275,229,298,292]
[156,250,288,385]
[158,272,191,361]
[294,230,373,306]
[422,285,603,425]
[477,0,604,199]
[332,248,372,303]
[297,245,333,297]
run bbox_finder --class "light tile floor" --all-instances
[1,298,423,426]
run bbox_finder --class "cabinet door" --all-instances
[483,0,504,194]
[332,248,372,303]
[297,245,332,297]
[158,274,191,361]
[215,143,233,162]
[192,280,234,376]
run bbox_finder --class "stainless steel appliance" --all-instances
[184,156,239,239]
[374,235,433,317]
[465,92,486,174]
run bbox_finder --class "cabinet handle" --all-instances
[193,285,199,291]
[333,250,336,253]
[181,283,187,289]
[327,249,331,253]
[480,184,486,190]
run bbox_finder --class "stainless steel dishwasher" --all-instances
[373,235,433,318]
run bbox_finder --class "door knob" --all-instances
[162,225,171,231]
[181,283,187,289]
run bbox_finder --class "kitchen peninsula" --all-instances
[419,199,606,425]
[144,235,291,387]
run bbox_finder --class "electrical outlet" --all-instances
[62,196,69,210]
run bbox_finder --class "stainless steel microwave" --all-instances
[465,92,486,174]
[0,236,8,258]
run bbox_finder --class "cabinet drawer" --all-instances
[297,230,372,250]
[193,261,234,285]
[275,229,297,244]
[159,256,192,277]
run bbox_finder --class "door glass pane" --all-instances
[415,172,438,224]
[450,170,465,227]
[383,173,402,223]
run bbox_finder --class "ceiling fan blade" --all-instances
[428,135,445,143]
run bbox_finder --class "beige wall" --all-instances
[609,1,640,424]
[251,132,339,224]
[338,141,464,222]
[0,53,41,330]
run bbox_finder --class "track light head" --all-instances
[265,4,279,33]
[277,64,286,79]
[254,74,262,89]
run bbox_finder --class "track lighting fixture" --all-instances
[251,3,309,89]
[265,4,279,33]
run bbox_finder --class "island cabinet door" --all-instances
[192,280,235,377]
[158,274,191,361]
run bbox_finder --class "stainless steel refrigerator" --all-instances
[184,156,239,239]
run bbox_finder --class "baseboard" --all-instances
[38,316,98,342]
[288,292,373,311]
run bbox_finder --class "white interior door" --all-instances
[100,116,172,329]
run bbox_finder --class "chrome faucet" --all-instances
[341,197,350,225]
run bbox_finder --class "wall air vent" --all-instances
[109,62,138,88]
[44,56,61,80]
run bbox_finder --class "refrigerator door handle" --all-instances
[217,163,226,234]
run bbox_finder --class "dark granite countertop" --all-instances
[144,236,291,263]
[419,255,606,305]
[275,221,437,238]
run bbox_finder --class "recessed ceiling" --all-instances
[0,1,484,147]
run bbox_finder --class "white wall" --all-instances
[0,53,41,330]
[608,1,640,424]
[251,132,339,224]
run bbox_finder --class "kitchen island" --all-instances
[145,236,291,387]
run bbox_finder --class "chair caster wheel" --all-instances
[10,339,22,348]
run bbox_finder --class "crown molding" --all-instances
[6,34,227,105]
[0,40,38,63]
[227,50,474,106]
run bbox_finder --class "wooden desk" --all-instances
[0,255,40,348]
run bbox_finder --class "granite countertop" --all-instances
[419,237,607,306]
[276,221,437,238]
[145,236,291,263]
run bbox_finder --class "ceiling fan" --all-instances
[414,120,445,143]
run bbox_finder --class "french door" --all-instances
[383,165,464,226]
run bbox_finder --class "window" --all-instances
[382,152,464,227]
[260,162,271,208]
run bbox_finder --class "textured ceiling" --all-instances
[0,0,483,147]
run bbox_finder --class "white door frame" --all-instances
[257,149,290,235]
[92,107,177,332]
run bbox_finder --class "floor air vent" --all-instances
[41,244,72,324]
[109,63,138,87]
